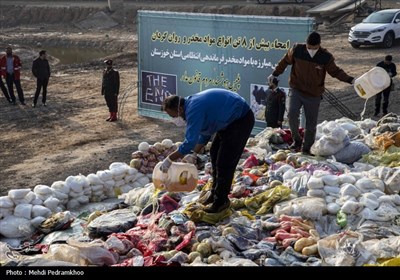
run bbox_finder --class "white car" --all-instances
[348,9,400,48]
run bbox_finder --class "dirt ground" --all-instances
[0,0,399,195]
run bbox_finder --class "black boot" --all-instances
[203,199,230,213]
[289,140,302,152]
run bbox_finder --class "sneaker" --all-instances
[11,101,16,105]
[289,140,302,152]
[203,200,230,213]
[42,103,47,107]
[32,104,36,108]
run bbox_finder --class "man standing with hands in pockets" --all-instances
[32,50,51,107]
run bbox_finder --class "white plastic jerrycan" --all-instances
[354,67,391,99]
[152,162,198,192]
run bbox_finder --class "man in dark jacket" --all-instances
[102,59,120,122]
[264,78,286,128]
[32,50,51,107]
[375,55,397,116]
[268,31,354,155]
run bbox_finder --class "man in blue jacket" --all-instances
[161,88,255,213]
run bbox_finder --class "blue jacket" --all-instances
[178,88,250,155]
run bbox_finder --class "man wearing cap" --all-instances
[101,59,120,122]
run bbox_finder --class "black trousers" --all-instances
[375,86,391,115]
[6,73,24,103]
[33,78,49,105]
[266,121,281,129]
[209,110,255,205]
[0,77,10,101]
[104,94,118,112]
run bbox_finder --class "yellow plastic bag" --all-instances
[364,257,400,266]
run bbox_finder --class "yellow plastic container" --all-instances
[354,67,391,99]
[152,162,198,192]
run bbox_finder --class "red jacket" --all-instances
[0,54,22,80]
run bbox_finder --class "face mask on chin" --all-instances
[172,117,186,127]
[171,102,186,127]
[307,48,318,58]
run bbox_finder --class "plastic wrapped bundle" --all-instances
[334,141,371,164]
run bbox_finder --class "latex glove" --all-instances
[160,157,172,173]
[182,153,197,164]
[268,74,276,84]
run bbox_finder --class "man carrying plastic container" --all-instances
[268,31,354,155]
[160,88,255,213]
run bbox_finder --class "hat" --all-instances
[104,59,113,65]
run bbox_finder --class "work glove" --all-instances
[182,153,197,164]
[160,156,172,173]
[268,74,276,84]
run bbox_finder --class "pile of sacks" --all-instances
[0,162,150,238]
[305,170,400,222]
[310,119,371,164]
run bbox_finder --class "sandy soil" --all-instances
[0,0,399,195]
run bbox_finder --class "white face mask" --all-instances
[171,102,186,127]
[172,116,186,127]
[307,48,318,58]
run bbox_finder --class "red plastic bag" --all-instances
[242,154,258,169]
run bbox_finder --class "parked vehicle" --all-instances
[348,9,400,48]
[257,0,304,4]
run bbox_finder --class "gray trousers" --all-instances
[287,88,321,151]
